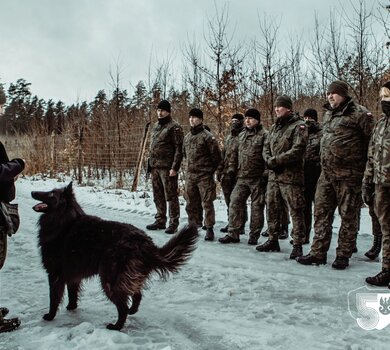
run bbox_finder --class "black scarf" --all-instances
[381,101,390,117]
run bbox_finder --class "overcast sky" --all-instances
[0,0,384,104]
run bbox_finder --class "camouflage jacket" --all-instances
[263,114,308,185]
[183,124,222,179]
[304,121,322,185]
[363,113,390,186]
[149,116,184,171]
[321,97,373,181]
[228,124,267,180]
[216,127,243,177]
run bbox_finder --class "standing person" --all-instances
[364,81,390,286]
[218,108,267,245]
[302,108,322,244]
[146,100,184,234]
[257,95,308,259]
[216,113,246,234]
[0,86,26,333]
[183,108,221,241]
[297,80,373,269]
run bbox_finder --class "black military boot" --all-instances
[0,307,9,317]
[220,225,229,233]
[218,235,240,244]
[261,229,269,237]
[0,317,21,333]
[279,227,289,240]
[247,233,259,245]
[331,256,349,270]
[146,222,166,230]
[366,268,390,287]
[365,235,382,260]
[256,239,280,252]
[289,244,303,259]
[296,254,327,265]
[205,228,215,241]
[165,226,178,234]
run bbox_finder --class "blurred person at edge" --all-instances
[0,86,26,333]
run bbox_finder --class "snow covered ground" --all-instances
[1,177,390,350]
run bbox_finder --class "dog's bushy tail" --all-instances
[155,224,198,278]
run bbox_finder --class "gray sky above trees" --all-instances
[0,0,385,104]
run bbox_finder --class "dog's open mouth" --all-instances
[33,203,48,212]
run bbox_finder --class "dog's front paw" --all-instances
[106,323,122,331]
[43,313,55,321]
[66,303,77,311]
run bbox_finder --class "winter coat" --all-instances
[364,113,390,186]
[149,116,184,171]
[0,142,25,202]
[216,126,243,178]
[320,97,373,182]
[304,121,322,185]
[183,124,222,180]
[229,124,267,180]
[263,114,308,185]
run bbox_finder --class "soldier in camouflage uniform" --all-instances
[297,80,373,270]
[216,113,246,234]
[302,109,322,244]
[218,108,267,245]
[364,81,390,286]
[146,100,184,234]
[0,86,25,333]
[257,96,308,259]
[183,108,222,241]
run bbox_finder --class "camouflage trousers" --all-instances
[0,232,6,271]
[368,202,381,237]
[374,185,390,269]
[304,180,318,240]
[266,181,306,244]
[151,168,180,228]
[310,173,361,259]
[228,178,265,239]
[184,174,216,228]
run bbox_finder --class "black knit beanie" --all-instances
[157,100,171,113]
[189,108,203,119]
[303,108,318,121]
[274,95,293,110]
[327,80,349,97]
[0,87,6,105]
[231,113,244,121]
[382,81,390,90]
[244,108,261,121]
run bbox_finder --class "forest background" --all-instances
[1,0,389,190]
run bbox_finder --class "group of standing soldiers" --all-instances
[146,80,390,288]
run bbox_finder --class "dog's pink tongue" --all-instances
[33,203,48,212]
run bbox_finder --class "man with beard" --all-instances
[217,113,246,234]
[297,80,373,269]
[364,81,390,286]
[146,100,183,234]
[219,108,267,245]
[183,108,221,241]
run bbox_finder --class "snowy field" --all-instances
[1,177,390,350]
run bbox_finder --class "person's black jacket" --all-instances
[0,142,25,202]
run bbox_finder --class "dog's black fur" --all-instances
[31,182,198,330]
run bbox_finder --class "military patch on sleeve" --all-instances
[299,124,306,131]
[366,112,373,119]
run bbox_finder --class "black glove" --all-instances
[362,183,375,205]
[266,157,278,170]
[273,165,285,175]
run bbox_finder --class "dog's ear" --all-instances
[64,182,73,198]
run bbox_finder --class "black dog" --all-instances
[31,182,198,330]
